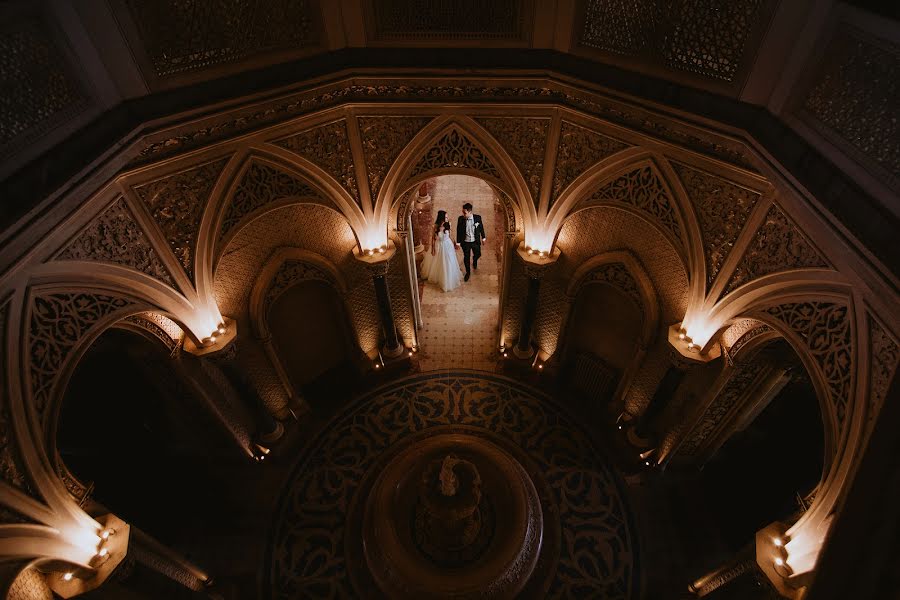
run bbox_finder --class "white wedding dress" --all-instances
[420,229,462,292]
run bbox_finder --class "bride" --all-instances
[420,210,462,292]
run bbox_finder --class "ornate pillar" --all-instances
[513,245,559,360]
[354,242,404,358]
[687,542,769,598]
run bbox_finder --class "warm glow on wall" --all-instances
[360,224,388,254]
[680,314,721,351]
[525,230,552,254]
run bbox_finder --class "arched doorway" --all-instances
[404,174,513,371]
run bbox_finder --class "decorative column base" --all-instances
[512,342,535,360]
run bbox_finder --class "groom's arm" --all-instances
[479,216,487,241]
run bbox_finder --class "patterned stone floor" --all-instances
[264,372,637,599]
[414,176,504,372]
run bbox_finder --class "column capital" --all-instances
[353,240,397,276]
[667,323,720,367]
[182,318,237,357]
[516,244,560,279]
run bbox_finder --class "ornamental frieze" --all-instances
[358,116,433,201]
[476,117,550,209]
[551,120,629,208]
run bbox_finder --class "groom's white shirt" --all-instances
[465,215,475,242]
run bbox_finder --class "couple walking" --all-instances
[420,202,487,292]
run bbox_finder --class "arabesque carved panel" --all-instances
[476,117,549,209]
[765,302,853,429]
[221,161,320,241]
[672,163,759,287]
[29,293,134,421]
[57,197,176,288]
[273,120,360,206]
[358,116,433,202]
[578,165,682,242]
[410,129,501,180]
[724,203,828,295]
[134,158,228,279]
[552,120,628,208]
[867,316,898,434]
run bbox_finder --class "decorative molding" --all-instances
[29,292,134,421]
[476,117,550,209]
[120,0,319,78]
[672,163,760,287]
[724,202,829,295]
[359,116,434,201]
[0,13,90,160]
[409,128,501,180]
[728,322,773,361]
[273,120,360,206]
[799,29,900,192]
[56,197,176,288]
[133,158,229,278]
[765,302,853,429]
[577,164,682,242]
[0,302,34,500]
[221,161,321,241]
[866,315,898,435]
[552,120,628,208]
[120,312,183,357]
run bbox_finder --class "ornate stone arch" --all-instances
[380,115,531,238]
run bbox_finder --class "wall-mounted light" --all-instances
[774,557,784,567]
[773,537,783,547]
[62,573,74,582]
[216,323,227,335]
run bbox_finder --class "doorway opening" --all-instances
[407,175,507,371]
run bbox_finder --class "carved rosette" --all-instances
[221,161,321,241]
[133,158,229,278]
[552,120,628,208]
[56,197,176,287]
[724,202,828,295]
[29,292,135,421]
[578,165,682,242]
[672,163,760,287]
[476,117,550,209]
[273,120,360,206]
[409,129,501,180]
[765,302,853,429]
[358,116,433,201]
[866,315,899,434]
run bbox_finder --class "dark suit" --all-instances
[456,214,485,275]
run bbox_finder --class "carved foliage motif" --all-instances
[672,163,759,286]
[264,260,336,311]
[580,165,682,241]
[358,116,433,202]
[680,359,768,456]
[0,14,88,153]
[409,129,501,180]
[766,302,853,428]
[273,120,359,206]
[476,117,549,208]
[867,316,899,432]
[552,120,628,207]
[221,162,319,241]
[134,158,228,278]
[123,0,318,77]
[724,203,828,295]
[29,293,133,419]
[57,197,176,287]
[578,262,642,310]
[802,33,900,186]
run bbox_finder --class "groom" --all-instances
[455,202,487,282]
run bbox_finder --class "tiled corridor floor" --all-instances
[415,176,504,372]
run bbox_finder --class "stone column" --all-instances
[354,242,404,358]
[513,245,559,360]
[687,542,764,598]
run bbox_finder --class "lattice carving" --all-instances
[0,15,89,155]
[221,161,320,241]
[7,567,53,600]
[577,262,642,309]
[867,316,898,433]
[273,120,359,206]
[533,276,567,357]
[134,158,228,278]
[359,116,433,202]
[552,120,628,208]
[123,0,318,78]
[580,0,767,83]
[476,117,549,208]
[725,203,828,295]
[345,282,381,354]
[410,129,501,180]
[56,197,176,287]
[371,0,527,41]
[29,293,134,419]
[579,165,682,242]
[673,163,759,286]
[264,260,336,310]
[680,359,767,456]
[766,302,853,428]
[802,32,900,188]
